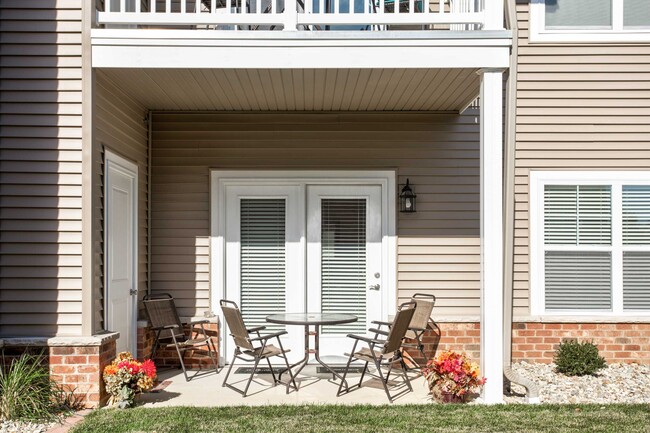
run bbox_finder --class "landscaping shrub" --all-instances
[554,340,606,376]
[0,353,80,421]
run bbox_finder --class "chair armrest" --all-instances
[247,326,267,333]
[368,328,389,336]
[408,326,427,332]
[371,320,392,327]
[158,324,180,330]
[346,334,385,345]
[249,330,288,342]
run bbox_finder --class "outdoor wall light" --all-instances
[399,179,416,213]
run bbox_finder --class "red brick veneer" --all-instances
[137,322,219,369]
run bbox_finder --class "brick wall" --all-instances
[1,335,117,408]
[137,322,219,369]
[512,323,650,364]
[407,322,650,366]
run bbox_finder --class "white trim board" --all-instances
[210,170,397,364]
[529,170,650,318]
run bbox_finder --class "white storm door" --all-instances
[307,185,383,357]
[224,185,305,362]
[105,152,138,355]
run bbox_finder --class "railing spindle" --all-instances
[136,0,141,13]
[165,0,171,13]
[319,0,324,14]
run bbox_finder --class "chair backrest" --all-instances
[409,293,436,330]
[220,300,254,351]
[142,293,184,339]
[382,301,417,354]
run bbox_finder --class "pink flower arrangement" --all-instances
[103,352,157,408]
[421,350,486,403]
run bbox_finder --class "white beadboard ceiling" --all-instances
[100,68,480,111]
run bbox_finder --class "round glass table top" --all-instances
[266,312,358,326]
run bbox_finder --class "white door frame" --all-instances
[210,170,397,364]
[104,149,138,355]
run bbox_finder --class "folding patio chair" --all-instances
[336,301,416,403]
[142,293,218,381]
[220,300,298,397]
[371,293,436,366]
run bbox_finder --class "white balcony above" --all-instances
[97,0,498,32]
[92,1,510,70]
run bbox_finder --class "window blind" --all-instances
[240,198,286,331]
[544,251,612,311]
[545,0,612,29]
[623,252,650,311]
[321,199,366,334]
[544,185,611,245]
[622,185,650,245]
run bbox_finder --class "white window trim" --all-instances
[530,171,650,317]
[529,0,650,44]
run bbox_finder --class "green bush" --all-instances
[0,353,79,421]
[554,340,606,376]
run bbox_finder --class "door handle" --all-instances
[129,289,137,296]
[369,284,380,291]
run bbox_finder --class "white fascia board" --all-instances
[91,29,511,69]
[91,40,510,69]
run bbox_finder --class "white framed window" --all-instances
[530,171,650,316]
[529,0,650,43]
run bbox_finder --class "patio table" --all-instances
[266,312,357,389]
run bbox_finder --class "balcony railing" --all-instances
[96,0,486,31]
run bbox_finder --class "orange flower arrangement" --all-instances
[421,350,486,403]
[103,352,157,408]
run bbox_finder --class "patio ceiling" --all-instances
[98,68,480,112]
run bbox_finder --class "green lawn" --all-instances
[70,404,650,433]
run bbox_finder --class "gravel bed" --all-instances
[0,420,59,433]
[506,361,650,404]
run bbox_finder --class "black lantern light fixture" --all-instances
[399,178,416,213]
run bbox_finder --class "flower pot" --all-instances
[437,392,465,404]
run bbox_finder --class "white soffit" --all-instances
[98,67,481,111]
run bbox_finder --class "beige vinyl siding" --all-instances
[151,112,481,318]
[0,0,84,336]
[94,71,149,330]
[514,0,650,316]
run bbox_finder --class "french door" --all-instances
[222,180,385,362]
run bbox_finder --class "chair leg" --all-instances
[206,340,219,373]
[171,334,190,382]
[242,357,261,397]
[373,356,393,403]
[337,350,357,397]
[358,361,369,388]
[416,334,427,362]
[400,356,413,392]
[280,352,297,394]
[222,352,238,388]
[265,357,278,385]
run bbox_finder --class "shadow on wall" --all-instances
[0,1,85,337]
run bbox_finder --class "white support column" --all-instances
[479,69,504,404]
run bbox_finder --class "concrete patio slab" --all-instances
[140,365,433,407]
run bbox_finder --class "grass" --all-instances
[70,404,650,433]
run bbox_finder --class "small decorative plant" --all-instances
[422,350,486,403]
[554,340,606,376]
[103,352,156,409]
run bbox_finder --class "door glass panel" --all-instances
[240,198,286,331]
[321,198,367,334]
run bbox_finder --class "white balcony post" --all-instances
[479,68,504,404]
[283,0,298,30]
[483,0,504,30]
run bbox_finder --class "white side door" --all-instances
[224,185,305,362]
[307,185,383,357]
[105,151,138,355]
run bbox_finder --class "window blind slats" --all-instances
[623,252,650,311]
[544,251,612,311]
[544,185,611,245]
[240,199,286,331]
[321,199,366,334]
